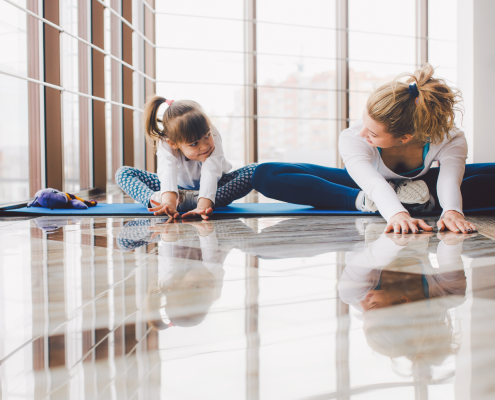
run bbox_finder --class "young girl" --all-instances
[252,64,495,234]
[116,97,257,219]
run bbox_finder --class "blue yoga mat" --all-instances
[4,203,364,216]
[4,202,495,217]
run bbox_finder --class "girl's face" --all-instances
[176,130,215,162]
[359,110,405,148]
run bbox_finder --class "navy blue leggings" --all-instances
[251,162,495,210]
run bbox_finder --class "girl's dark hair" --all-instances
[143,96,211,147]
[367,63,463,144]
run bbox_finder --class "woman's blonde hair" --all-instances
[364,303,462,383]
[143,96,211,148]
[367,63,463,144]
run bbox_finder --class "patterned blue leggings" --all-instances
[115,164,258,208]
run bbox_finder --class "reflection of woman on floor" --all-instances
[253,64,495,234]
[338,224,468,382]
[338,224,468,311]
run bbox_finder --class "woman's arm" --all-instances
[339,127,406,221]
[339,123,432,233]
[435,130,477,233]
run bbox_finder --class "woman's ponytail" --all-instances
[143,95,168,142]
[410,64,462,144]
[367,63,463,144]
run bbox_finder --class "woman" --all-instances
[252,64,495,234]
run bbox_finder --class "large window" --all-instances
[348,0,417,123]
[428,0,457,86]
[0,0,457,205]
[0,1,32,203]
[257,0,338,167]
[0,0,154,205]
[155,1,247,171]
[155,1,447,176]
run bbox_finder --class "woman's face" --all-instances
[359,110,402,148]
[360,289,411,311]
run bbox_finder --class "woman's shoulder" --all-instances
[430,126,467,155]
[339,119,364,139]
[339,119,376,156]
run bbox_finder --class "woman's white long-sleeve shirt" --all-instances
[338,233,466,310]
[338,119,468,222]
[156,126,232,204]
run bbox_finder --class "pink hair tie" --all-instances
[165,99,174,106]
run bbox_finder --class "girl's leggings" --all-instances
[115,164,257,208]
[251,162,495,211]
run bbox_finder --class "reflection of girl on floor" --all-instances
[338,224,469,382]
[117,219,255,330]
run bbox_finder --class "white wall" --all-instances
[457,0,495,163]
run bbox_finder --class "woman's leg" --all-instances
[214,163,258,207]
[115,166,161,207]
[417,163,495,210]
[251,163,361,209]
[461,164,495,209]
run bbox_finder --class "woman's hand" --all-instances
[384,212,433,234]
[148,199,180,219]
[386,231,434,246]
[182,198,214,220]
[437,210,477,233]
[437,230,477,245]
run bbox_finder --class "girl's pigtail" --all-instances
[143,95,168,142]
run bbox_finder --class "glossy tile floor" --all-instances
[2,198,495,399]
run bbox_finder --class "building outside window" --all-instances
[0,0,456,205]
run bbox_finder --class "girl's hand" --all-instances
[181,207,213,220]
[384,212,433,234]
[182,220,215,236]
[182,198,214,220]
[149,221,181,241]
[148,199,180,219]
[437,210,477,234]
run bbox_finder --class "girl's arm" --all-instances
[182,127,228,219]
[150,140,180,217]
[198,126,229,204]
[156,140,179,197]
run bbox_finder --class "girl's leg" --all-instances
[214,163,258,207]
[116,219,152,251]
[251,163,361,209]
[115,166,161,207]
